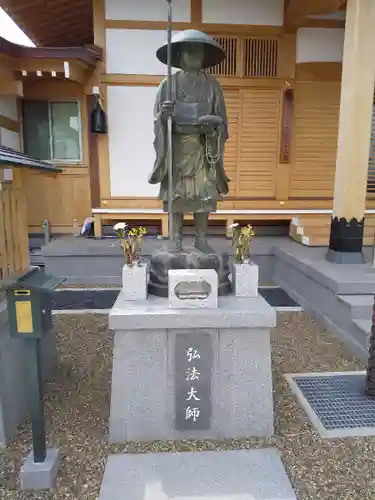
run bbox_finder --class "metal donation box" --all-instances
[1,267,64,339]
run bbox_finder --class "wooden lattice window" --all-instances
[207,36,238,77]
[243,37,279,77]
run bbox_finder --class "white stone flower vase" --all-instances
[232,262,259,297]
[122,262,148,300]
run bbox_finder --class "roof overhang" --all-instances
[284,0,347,31]
[0,37,102,91]
[0,146,63,174]
[0,0,92,48]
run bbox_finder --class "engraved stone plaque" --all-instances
[174,332,213,431]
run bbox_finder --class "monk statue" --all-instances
[149,30,229,254]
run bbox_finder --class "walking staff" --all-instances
[166,0,174,241]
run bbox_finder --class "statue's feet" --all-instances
[194,237,215,255]
[166,237,183,253]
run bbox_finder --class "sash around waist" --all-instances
[172,123,205,135]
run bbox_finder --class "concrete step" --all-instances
[290,216,330,228]
[338,295,373,320]
[298,234,374,247]
[353,319,372,337]
[352,318,372,351]
[300,235,329,246]
[298,226,375,237]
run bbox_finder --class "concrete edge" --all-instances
[274,306,303,312]
[55,288,121,292]
[284,373,328,439]
[52,310,110,315]
[285,371,375,439]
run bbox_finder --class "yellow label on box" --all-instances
[15,301,33,333]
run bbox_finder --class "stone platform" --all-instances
[99,449,297,500]
[108,293,276,442]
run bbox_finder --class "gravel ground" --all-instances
[0,312,374,500]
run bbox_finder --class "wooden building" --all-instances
[0,146,62,279]
[0,33,102,236]
[1,0,375,254]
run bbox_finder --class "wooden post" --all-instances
[326,0,375,264]
[161,214,169,238]
[11,169,29,272]
[93,214,103,238]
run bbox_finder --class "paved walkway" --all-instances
[99,449,297,500]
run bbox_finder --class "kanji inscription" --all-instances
[174,333,213,431]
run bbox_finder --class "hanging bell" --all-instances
[91,97,107,134]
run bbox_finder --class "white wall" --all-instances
[106,29,180,74]
[202,0,284,25]
[107,86,159,197]
[0,128,20,151]
[0,96,18,121]
[297,28,345,63]
[105,0,190,21]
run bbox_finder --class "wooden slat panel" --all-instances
[367,98,375,194]
[243,37,279,77]
[208,36,279,78]
[0,183,27,279]
[24,171,91,230]
[237,88,281,197]
[0,188,7,279]
[208,36,238,77]
[223,89,240,196]
[290,81,340,198]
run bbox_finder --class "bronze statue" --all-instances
[149,30,229,254]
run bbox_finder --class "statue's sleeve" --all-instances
[149,79,167,184]
[213,81,229,142]
[212,78,230,194]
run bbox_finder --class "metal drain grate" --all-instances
[286,372,375,438]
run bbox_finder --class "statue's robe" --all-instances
[149,71,229,213]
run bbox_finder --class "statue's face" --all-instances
[180,43,204,71]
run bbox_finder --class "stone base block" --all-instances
[121,263,148,300]
[326,249,365,264]
[168,269,218,309]
[20,448,60,491]
[109,293,276,442]
[232,263,259,297]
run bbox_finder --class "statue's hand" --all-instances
[160,101,174,121]
[197,115,224,135]
[198,115,224,128]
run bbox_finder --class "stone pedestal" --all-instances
[108,293,276,442]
